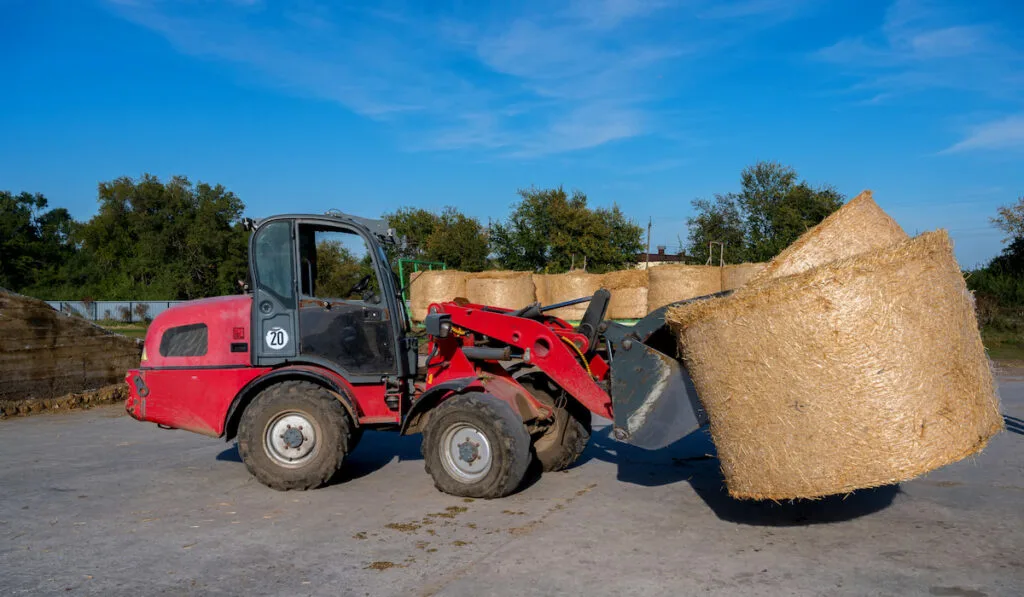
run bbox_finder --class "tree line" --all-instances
[967,196,1024,324]
[2,162,855,301]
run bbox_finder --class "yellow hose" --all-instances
[559,335,593,377]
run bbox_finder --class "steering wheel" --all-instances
[346,274,372,298]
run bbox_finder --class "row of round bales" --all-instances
[408,263,767,322]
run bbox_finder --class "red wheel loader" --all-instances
[124,212,709,498]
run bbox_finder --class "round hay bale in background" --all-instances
[533,273,548,306]
[747,190,907,287]
[647,265,721,313]
[667,231,1002,500]
[542,272,601,320]
[465,271,536,310]
[600,269,648,320]
[721,263,766,291]
[408,270,467,322]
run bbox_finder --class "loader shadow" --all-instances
[217,430,426,486]
[585,425,899,526]
[1004,414,1024,436]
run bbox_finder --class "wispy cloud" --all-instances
[816,0,1024,155]
[103,0,805,157]
[816,0,1023,99]
[942,114,1024,153]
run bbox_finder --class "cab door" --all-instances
[295,222,397,378]
[250,219,299,364]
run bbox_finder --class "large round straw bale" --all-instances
[721,263,766,291]
[747,190,907,287]
[647,265,721,313]
[408,270,467,322]
[542,272,601,320]
[600,269,649,320]
[667,231,1002,500]
[465,271,536,310]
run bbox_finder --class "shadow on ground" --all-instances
[1004,414,1024,436]
[217,429,425,486]
[583,425,899,526]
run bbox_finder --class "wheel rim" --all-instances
[439,423,492,483]
[264,410,319,468]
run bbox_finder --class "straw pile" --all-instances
[465,271,536,311]
[542,272,601,320]
[408,270,468,322]
[746,190,907,287]
[721,263,767,291]
[600,270,649,319]
[647,265,722,313]
[0,290,142,402]
[667,231,1002,500]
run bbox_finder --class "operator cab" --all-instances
[249,214,412,382]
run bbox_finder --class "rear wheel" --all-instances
[518,373,591,472]
[422,393,531,499]
[237,381,353,491]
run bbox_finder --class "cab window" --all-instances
[254,220,296,305]
[298,225,381,303]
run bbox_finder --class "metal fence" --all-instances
[45,300,185,323]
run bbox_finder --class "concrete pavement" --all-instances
[1,367,1022,596]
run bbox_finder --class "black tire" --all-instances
[237,380,353,491]
[422,393,531,499]
[519,374,591,472]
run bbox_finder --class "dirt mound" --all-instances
[1,383,128,418]
[1,290,141,403]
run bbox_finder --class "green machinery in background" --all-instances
[397,259,446,322]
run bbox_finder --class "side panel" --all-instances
[142,295,253,369]
[140,367,271,437]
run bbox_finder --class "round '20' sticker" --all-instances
[265,327,289,350]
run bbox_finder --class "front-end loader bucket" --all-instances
[603,297,724,449]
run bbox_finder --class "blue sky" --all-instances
[1,0,1022,267]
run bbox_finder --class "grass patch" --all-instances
[978,302,1024,361]
[981,327,1024,361]
[99,321,149,339]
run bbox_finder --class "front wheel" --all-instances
[422,393,531,499]
[237,381,353,491]
[518,373,591,472]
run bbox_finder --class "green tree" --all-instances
[992,196,1024,242]
[314,240,374,298]
[0,191,77,292]
[424,207,489,272]
[70,174,247,300]
[384,206,489,271]
[685,194,748,264]
[490,186,643,273]
[686,162,844,263]
[385,207,439,262]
